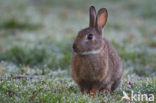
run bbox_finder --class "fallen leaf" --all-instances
[39,99,43,103]
[150,42,156,47]
[59,11,68,19]
[128,33,134,42]
[26,65,30,71]
[125,74,128,78]
[20,66,30,73]
[101,100,105,103]
[152,29,156,35]
[29,92,40,101]
[90,90,95,98]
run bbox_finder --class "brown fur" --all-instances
[71,6,123,93]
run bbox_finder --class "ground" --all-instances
[0,0,156,103]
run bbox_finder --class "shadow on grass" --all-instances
[0,18,41,30]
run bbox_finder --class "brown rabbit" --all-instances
[71,6,123,94]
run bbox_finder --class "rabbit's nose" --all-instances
[73,43,78,52]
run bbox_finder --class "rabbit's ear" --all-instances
[96,8,108,32]
[89,6,96,28]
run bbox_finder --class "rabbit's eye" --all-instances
[87,34,93,40]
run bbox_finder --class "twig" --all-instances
[0,74,53,81]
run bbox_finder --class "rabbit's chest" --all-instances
[80,62,104,80]
[73,54,108,81]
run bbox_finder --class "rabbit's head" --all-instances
[73,6,108,55]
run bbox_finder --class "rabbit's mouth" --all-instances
[73,47,103,55]
[72,43,86,54]
[73,42,103,55]
[72,43,79,53]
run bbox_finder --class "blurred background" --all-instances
[0,0,156,102]
[0,0,156,76]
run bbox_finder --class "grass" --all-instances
[0,0,156,102]
[0,18,41,30]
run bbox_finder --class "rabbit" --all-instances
[71,6,123,94]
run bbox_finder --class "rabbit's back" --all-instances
[104,38,123,82]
